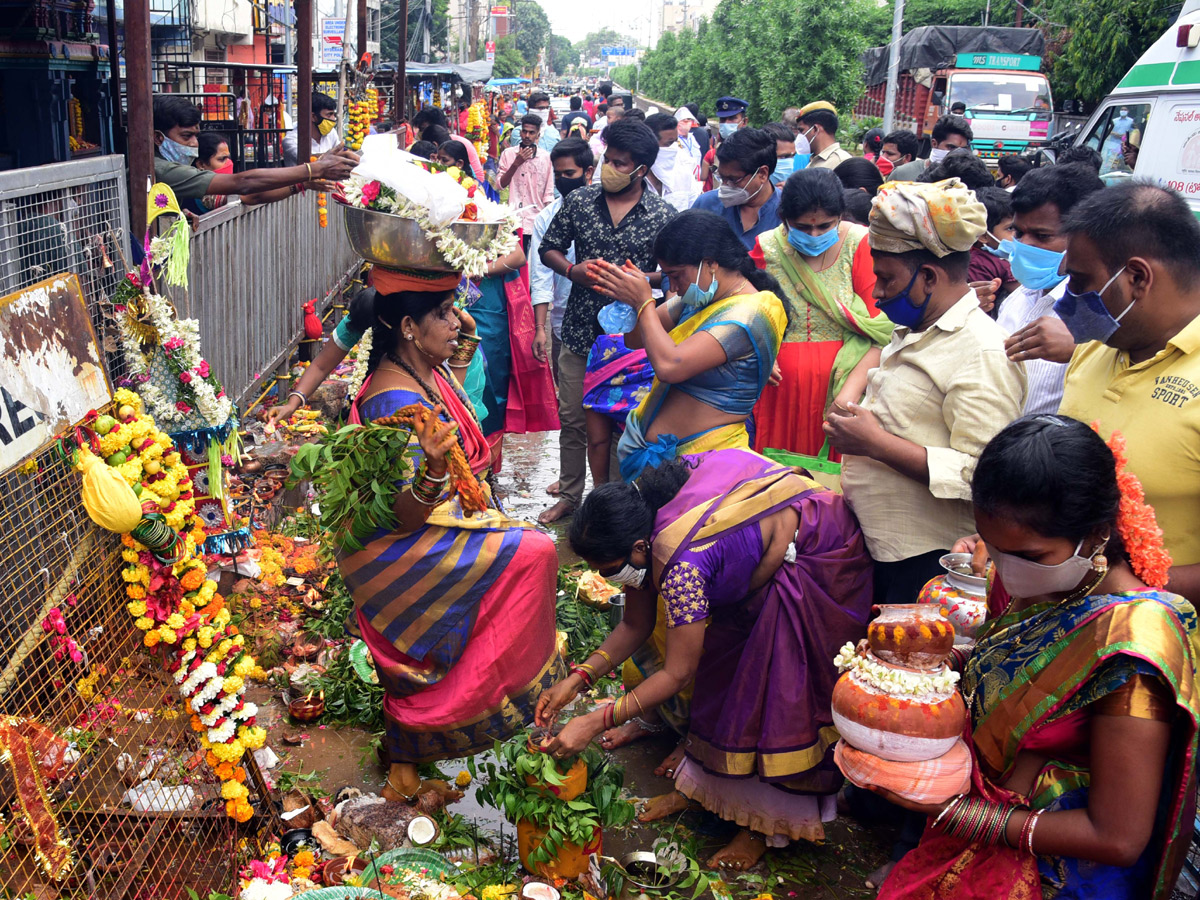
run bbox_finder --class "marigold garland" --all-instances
[99,389,263,821]
[1102,425,1173,588]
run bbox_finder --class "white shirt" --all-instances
[282,126,341,167]
[996,279,1069,416]
[529,197,572,339]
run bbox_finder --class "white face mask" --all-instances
[986,538,1106,598]
[532,108,550,124]
[929,147,951,164]
[608,563,646,588]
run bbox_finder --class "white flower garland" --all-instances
[341,175,520,278]
[346,326,372,399]
[118,291,233,428]
[239,880,293,900]
[833,642,960,698]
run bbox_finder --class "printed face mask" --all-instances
[157,133,198,164]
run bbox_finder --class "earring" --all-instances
[405,333,414,341]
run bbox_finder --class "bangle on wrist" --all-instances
[565,263,574,280]
[636,297,655,319]
[288,390,308,406]
[305,162,313,180]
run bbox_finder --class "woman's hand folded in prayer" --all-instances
[588,259,653,308]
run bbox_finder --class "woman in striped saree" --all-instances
[337,273,563,804]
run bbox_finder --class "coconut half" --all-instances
[521,882,561,900]
[407,814,439,846]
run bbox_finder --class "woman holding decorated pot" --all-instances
[749,167,892,457]
[535,448,875,869]
[875,415,1199,900]
[337,269,563,804]
[586,209,787,482]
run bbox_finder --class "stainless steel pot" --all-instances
[341,202,503,272]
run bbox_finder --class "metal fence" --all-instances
[169,190,362,406]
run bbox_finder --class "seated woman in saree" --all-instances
[876,415,1199,900]
[535,449,875,870]
[587,208,787,483]
[337,277,563,805]
[749,167,892,457]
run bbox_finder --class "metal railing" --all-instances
[172,192,361,405]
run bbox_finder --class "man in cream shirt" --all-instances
[825,178,1026,605]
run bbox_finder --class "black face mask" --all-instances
[555,174,589,197]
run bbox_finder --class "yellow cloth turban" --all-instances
[868,177,987,256]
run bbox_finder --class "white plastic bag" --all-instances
[352,136,467,228]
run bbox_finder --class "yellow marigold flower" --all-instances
[481,885,517,900]
[222,675,244,695]
[238,727,266,750]
[250,666,268,682]
[234,657,254,677]
[455,770,472,788]
[166,613,185,630]
[161,708,180,720]
[220,780,249,801]
[134,616,154,631]
[248,597,262,609]
[121,549,140,564]
[126,600,147,618]
[183,638,197,652]
[157,627,177,644]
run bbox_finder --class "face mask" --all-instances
[770,156,794,186]
[215,159,234,175]
[719,122,739,139]
[984,233,1010,258]
[601,162,641,194]
[607,563,647,588]
[876,155,895,177]
[678,121,692,136]
[555,174,589,197]
[793,153,811,171]
[532,108,550,123]
[987,538,1105,598]
[928,147,950,165]
[718,170,762,207]
[787,224,839,257]
[1008,241,1066,292]
[317,118,336,137]
[651,146,678,185]
[157,134,198,164]
[681,264,718,308]
[1052,266,1131,344]
[877,268,930,330]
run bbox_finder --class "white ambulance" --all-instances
[1074,0,1200,211]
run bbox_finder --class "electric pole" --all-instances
[882,0,904,134]
[423,0,431,61]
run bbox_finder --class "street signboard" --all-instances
[486,40,495,61]
[490,5,509,14]
[955,52,1042,71]
[321,17,345,66]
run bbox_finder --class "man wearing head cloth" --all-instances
[825,178,1027,607]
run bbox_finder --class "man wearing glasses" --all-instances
[692,127,781,250]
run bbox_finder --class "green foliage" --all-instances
[274,763,331,800]
[380,0,450,61]
[513,0,551,69]
[311,643,386,730]
[306,568,355,641]
[471,732,636,868]
[1051,0,1170,106]
[289,424,416,553]
[492,36,529,79]
[548,34,575,75]
[555,592,613,664]
[610,64,638,93]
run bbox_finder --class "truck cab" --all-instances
[934,54,1054,162]
[1073,0,1200,212]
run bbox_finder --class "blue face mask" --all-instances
[793,153,811,171]
[787,224,840,258]
[1008,240,1066,291]
[877,268,930,330]
[157,133,199,165]
[1052,266,1131,344]
[983,232,1010,259]
[680,264,719,308]
[719,122,739,139]
[770,156,794,186]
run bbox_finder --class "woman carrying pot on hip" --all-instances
[534,449,874,870]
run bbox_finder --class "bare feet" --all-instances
[598,717,662,749]
[654,742,685,779]
[706,829,767,871]
[538,499,574,525]
[637,791,690,822]
[546,480,561,496]
[866,861,896,890]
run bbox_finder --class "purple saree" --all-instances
[649,448,875,842]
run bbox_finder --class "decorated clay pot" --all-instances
[516,819,601,879]
[524,755,588,802]
[918,578,988,640]
[868,604,955,670]
[831,667,966,762]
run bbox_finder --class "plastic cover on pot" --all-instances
[352,134,468,228]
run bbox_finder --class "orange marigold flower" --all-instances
[143,631,160,648]
[206,750,220,766]
[180,568,204,592]
[215,762,235,780]
[121,533,135,548]
[233,766,246,782]
[126,585,146,600]
[1102,426,1173,589]
[193,717,207,734]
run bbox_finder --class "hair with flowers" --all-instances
[1104,426,1173,589]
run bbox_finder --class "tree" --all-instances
[512,0,551,69]
[492,36,528,78]
[573,28,628,64]
[379,0,449,62]
[548,34,575,74]
[1050,0,1170,106]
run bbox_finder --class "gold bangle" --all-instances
[614,696,627,725]
[305,162,313,180]
[593,648,614,670]
[628,691,644,716]
[636,298,655,319]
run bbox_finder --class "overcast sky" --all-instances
[543,0,655,47]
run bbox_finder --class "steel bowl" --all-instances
[341,202,503,272]
[619,851,682,890]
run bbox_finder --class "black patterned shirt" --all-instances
[538,183,676,357]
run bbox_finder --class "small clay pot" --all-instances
[868,604,955,670]
[264,466,289,484]
[322,855,368,885]
[524,755,588,802]
[237,459,264,475]
[289,697,325,722]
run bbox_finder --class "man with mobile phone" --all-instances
[500,114,555,252]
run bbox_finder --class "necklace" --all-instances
[385,353,443,406]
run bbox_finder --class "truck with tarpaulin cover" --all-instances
[856,26,1054,163]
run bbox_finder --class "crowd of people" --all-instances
[144,81,1200,898]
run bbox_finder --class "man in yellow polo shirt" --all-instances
[1056,182,1200,602]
